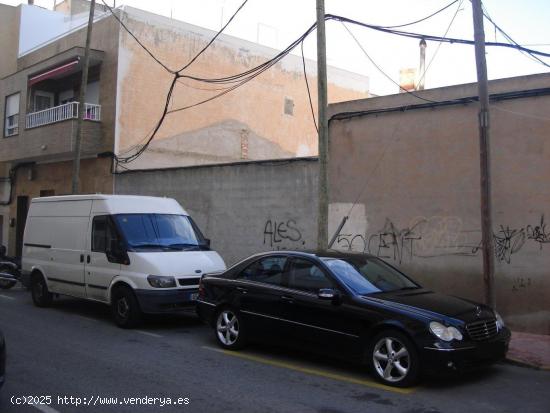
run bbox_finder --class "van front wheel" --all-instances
[111,286,141,328]
[31,273,53,307]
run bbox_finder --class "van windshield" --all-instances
[114,214,208,252]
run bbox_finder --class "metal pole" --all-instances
[316,0,329,250]
[71,0,96,195]
[471,0,496,309]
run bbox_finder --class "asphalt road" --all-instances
[0,286,549,413]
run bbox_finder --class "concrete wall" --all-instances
[115,7,369,169]
[115,157,319,265]
[327,73,550,335]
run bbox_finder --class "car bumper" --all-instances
[420,328,511,374]
[196,299,217,325]
[134,289,198,314]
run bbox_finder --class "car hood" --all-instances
[127,250,226,277]
[366,289,494,323]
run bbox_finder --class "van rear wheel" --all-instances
[31,273,53,307]
[111,286,141,328]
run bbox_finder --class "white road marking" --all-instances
[0,294,15,300]
[32,404,61,413]
[135,330,163,338]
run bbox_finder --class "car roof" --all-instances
[247,249,377,260]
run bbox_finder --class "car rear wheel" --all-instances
[215,308,246,350]
[31,273,53,307]
[368,330,419,387]
[111,286,141,328]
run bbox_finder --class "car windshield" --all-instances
[114,214,207,252]
[322,256,420,294]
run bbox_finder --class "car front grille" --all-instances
[178,277,200,287]
[466,319,498,341]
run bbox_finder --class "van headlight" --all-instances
[147,275,176,288]
[495,312,505,331]
[429,321,463,341]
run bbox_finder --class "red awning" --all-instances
[28,59,80,86]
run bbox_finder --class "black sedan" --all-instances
[197,250,511,387]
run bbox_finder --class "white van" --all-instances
[22,195,226,327]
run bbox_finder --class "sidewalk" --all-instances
[506,331,550,371]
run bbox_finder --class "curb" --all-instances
[504,357,550,372]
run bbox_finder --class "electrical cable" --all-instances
[417,0,464,88]
[341,22,438,104]
[114,0,250,164]
[381,0,459,29]
[301,40,318,133]
[480,3,550,69]
[100,0,177,74]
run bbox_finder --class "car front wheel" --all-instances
[369,330,419,387]
[215,308,246,350]
[111,286,141,328]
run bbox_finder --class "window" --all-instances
[33,91,54,112]
[4,93,20,137]
[322,257,419,294]
[284,97,294,116]
[92,215,118,253]
[287,259,333,293]
[238,256,288,286]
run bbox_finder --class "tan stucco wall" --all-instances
[6,157,113,256]
[328,73,550,334]
[0,4,20,79]
[116,8,368,169]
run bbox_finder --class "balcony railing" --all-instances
[25,102,101,129]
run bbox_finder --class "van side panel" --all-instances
[23,200,92,298]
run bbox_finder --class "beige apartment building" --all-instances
[0,0,369,256]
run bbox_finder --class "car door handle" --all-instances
[80,254,84,263]
[236,286,248,294]
[87,255,91,264]
[280,295,294,304]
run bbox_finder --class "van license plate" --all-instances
[190,293,199,301]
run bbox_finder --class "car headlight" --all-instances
[495,312,505,331]
[429,321,463,341]
[147,275,176,288]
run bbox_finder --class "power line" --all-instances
[100,0,176,74]
[381,0,459,29]
[480,3,550,69]
[115,0,250,164]
[341,22,438,104]
[417,0,464,88]
[301,40,318,133]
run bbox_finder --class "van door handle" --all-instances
[87,255,91,264]
[280,295,294,304]
[80,254,84,263]
[236,287,248,294]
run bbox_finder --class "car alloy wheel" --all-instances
[373,337,410,383]
[216,310,240,346]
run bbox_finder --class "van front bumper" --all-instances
[134,288,198,314]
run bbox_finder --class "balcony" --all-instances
[26,102,101,129]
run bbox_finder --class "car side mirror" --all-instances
[318,288,341,304]
[106,239,128,264]
[202,238,211,248]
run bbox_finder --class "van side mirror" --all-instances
[203,238,211,248]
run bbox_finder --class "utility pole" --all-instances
[472,0,496,309]
[71,0,96,194]
[316,0,328,250]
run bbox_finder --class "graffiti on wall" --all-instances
[334,214,548,264]
[263,218,306,250]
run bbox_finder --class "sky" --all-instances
[3,0,550,96]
